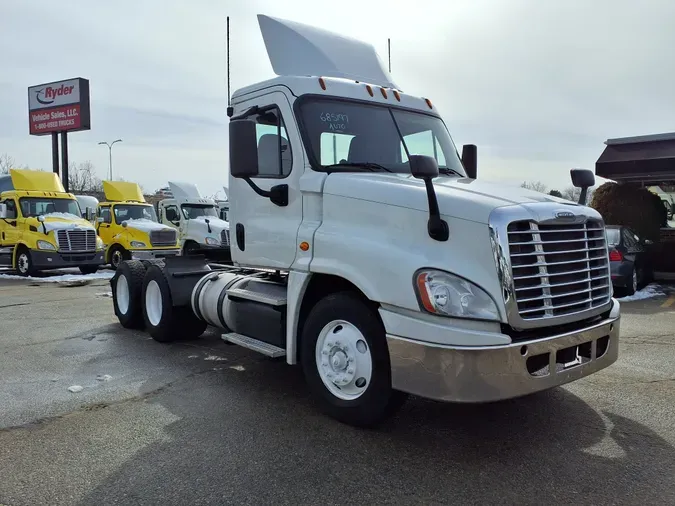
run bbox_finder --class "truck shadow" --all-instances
[77,343,675,505]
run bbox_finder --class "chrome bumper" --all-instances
[386,299,620,403]
[130,249,180,260]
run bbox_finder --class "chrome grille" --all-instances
[220,229,230,247]
[149,229,177,247]
[507,219,611,321]
[56,229,96,252]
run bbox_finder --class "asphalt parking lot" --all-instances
[0,272,674,505]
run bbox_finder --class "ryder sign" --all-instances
[27,78,91,135]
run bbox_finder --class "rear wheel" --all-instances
[617,266,638,297]
[112,260,147,329]
[183,242,200,256]
[300,292,407,428]
[142,265,207,343]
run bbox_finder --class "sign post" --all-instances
[27,77,91,192]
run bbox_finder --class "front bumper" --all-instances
[130,249,180,260]
[32,250,105,269]
[385,299,620,403]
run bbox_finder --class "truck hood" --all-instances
[31,213,95,232]
[187,216,229,235]
[323,173,580,224]
[124,218,174,233]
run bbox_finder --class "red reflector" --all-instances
[609,250,622,261]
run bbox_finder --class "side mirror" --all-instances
[97,216,105,223]
[409,155,448,242]
[0,203,6,219]
[461,144,477,179]
[570,168,595,205]
[229,119,259,178]
[85,208,93,221]
[409,155,440,180]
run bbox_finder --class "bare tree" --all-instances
[521,180,548,193]
[68,161,103,193]
[561,186,582,202]
[0,153,16,175]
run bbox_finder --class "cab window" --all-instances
[253,107,292,178]
[3,199,17,219]
[98,206,112,223]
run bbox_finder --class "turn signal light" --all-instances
[609,250,623,261]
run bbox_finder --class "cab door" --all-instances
[228,91,304,269]
[96,205,114,246]
[1,198,21,246]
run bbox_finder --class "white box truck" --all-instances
[155,181,231,261]
[109,14,620,427]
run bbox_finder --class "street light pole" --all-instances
[98,139,122,180]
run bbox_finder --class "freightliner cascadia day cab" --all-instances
[0,169,105,276]
[155,181,231,260]
[109,15,620,427]
[97,181,180,269]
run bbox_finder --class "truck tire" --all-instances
[14,246,36,277]
[112,260,147,329]
[109,245,130,270]
[142,264,207,343]
[183,242,199,256]
[300,291,407,428]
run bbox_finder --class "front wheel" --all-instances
[300,292,407,428]
[14,247,36,277]
[109,245,130,270]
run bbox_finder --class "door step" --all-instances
[221,332,286,358]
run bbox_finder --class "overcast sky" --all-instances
[2,0,674,195]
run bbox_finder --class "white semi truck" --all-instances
[110,14,620,427]
[155,181,231,261]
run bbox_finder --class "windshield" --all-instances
[113,204,158,224]
[605,228,620,246]
[298,98,466,176]
[19,197,81,218]
[181,204,218,220]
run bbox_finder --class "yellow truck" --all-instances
[0,169,105,276]
[97,181,180,269]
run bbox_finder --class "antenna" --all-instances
[387,38,391,72]
[226,16,233,117]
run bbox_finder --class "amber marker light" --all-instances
[393,90,401,101]
[365,84,374,97]
[299,242,310,251]
[415,272,435,313]
[318,77,326,90]
[424,98,433,109]
[380,87,388,99]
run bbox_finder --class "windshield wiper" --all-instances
[438,167,464,177]
[323,162,394,173]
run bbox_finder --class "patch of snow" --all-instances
[125,218,172,233]
[230,365,245,371]
[96,291,113,297]
[204,355,227,361]
[96,374,112,382]
[40,213,94,233]
[0,271,114,283]
[187,355,199,359]
[67,385,83,393]
[617,283,666,302]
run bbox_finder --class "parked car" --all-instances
[605,225,653,296]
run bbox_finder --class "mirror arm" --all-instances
[243,178,288,207]
[578,188,588,206]
[422,179,449,241]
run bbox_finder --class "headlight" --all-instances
[205,236,219,246]
[96,237,105,250]
[414,269,500,321]
[130,241,146,248]
[37,240,56,251]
